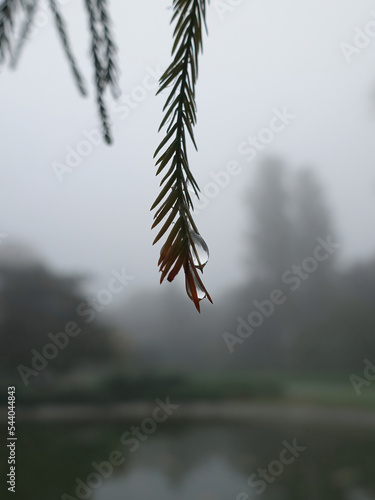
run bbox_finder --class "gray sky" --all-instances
[1,0,375,301]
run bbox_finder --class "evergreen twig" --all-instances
[0,0,21,64]
[49,0,87,96]
[152,0,212,312]
[94,0,119,99]
[10,0,38,69]
[84,0,112,144]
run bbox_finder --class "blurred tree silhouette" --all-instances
[289,168,337,359]
[235,159,375,372]
[230,160,339,369]
[293,169,335,270]
[0,260,115,378]
[293,259,375,371]
[247,158,293,285]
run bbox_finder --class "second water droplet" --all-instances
[186,274,207,301]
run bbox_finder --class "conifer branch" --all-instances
[84,0,112,144]
[10,0,38,69]
[0,0,21,64]
[49,0,87,96]
[94,0,119,99]
[152,0,212,312]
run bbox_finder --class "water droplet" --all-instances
[190,231,209,271]
[186,274,207,301]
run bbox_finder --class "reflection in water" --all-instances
[96,457,247,500]
[5,421,375,500]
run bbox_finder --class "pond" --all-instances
[6,418,375,500]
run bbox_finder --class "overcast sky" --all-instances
[1,0,375,303]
